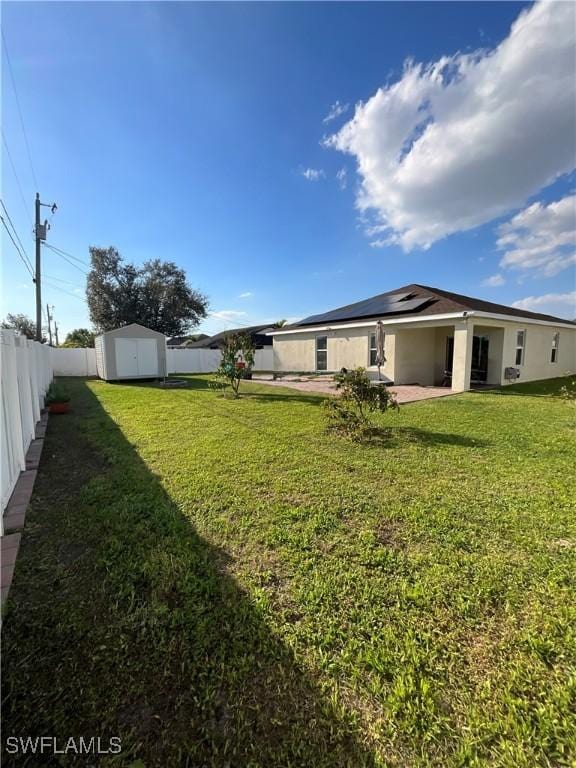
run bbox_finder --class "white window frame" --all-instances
[369,332,378,367]
[515,329,526,366]
[315,335,328,371]
[551,332,559,364]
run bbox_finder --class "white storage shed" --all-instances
[95,324,168,381]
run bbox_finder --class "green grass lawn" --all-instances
[2,376,575,767]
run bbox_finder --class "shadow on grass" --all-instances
[120,375,328,406]
[474,376,575,399]
[349,426,488,449]
[1,380,373,767]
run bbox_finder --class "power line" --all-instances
[1,129,33,227]
[43,243,89,275]
[44,242,90,268]
[43,272,81,286]
[1,29,39,190]
[0,198,34,273]
[42,277,87,303]
[1,215,35,279]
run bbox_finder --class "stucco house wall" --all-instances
[273,326,396,381]
[272,317,575,389]
[393,327,436,385]
[500,321,575,384]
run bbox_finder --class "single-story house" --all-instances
[189,324,275,350]
[267,284,576,392]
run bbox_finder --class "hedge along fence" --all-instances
[51,347,275,376]
[1,331,53,520]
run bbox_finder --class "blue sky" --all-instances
[2,1,575,338]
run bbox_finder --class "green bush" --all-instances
[45,382,71,405]
[213,332,256,398]
[324,367,398,441]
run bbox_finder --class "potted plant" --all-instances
[45,382,71,414]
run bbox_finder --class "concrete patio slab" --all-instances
[250,376,455,404]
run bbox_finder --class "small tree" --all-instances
[324,367,398,441]
[1,313,46,342]
[214,332,255,398]
[62,328,95,348]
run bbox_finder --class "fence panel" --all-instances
[50,346,274,377]
[52,347,97,376]
[167,349,221,374]
[1,331,53,521]
[167,347,274,374]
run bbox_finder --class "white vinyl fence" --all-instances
[1,331,53,519]
[166,348,221,374]
[168,347,274,373]
[49,346,275,377]
[52,347,97,376]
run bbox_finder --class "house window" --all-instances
[369,333,378,366]
[551,332,559,363]
[316,336,327,371]
[369,331,385,366]
[515,330,526,365]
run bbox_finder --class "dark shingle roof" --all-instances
[280,284,576,329]
[188,324,275,348]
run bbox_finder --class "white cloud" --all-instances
[512,291,576,319]
[497,195,576,278]
[210,310,248,321]
[300,167,325,181]
[323,100,349,124]
[336,168,347,190]
[482,274,505,287]
[238,291,253,299]
[325,1,576,251]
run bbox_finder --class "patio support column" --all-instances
[452,320,473,392]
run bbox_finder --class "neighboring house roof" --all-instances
[188,324,275,348]
[275,284,576,330]
[167,334,209,347]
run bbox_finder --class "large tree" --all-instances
[86,247,208,335]
[61,328,95,348]
[1,313,46,342]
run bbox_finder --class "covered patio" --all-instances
[393,320,506,392]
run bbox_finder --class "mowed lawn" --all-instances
[2,376,575,767]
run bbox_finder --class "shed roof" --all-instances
[96,323,167,339]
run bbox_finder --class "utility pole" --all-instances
[46,303,53,346]
[35,194,41,341]
[34,193,58,342]
[54,321,59,347]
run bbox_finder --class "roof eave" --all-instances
[267,310,576,335]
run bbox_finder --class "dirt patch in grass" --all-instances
[374,518,406,550]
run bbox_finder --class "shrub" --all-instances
[213,332,256,398]
[45,382,71,405]
[324,367,398,441]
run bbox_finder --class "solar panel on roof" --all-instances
[388,292,413,303]
[297,294,433,326]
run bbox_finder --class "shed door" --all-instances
[115,339,139,378]
[136,339,158,376]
